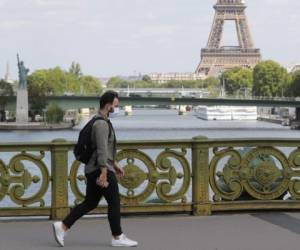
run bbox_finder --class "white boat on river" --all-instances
[194,106,258,121]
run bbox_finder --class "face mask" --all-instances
[109,106,120,118]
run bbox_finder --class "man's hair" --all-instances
[99,90,119,109]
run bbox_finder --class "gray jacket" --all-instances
[84,114,117,174]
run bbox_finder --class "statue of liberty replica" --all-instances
[16,54,29,123]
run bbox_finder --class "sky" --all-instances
[0,0,300,79]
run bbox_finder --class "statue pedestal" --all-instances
[16,88,29,123]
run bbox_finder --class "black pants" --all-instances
[63,169,123,236]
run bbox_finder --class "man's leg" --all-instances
[62,169,103,229]
[102,170,123,237]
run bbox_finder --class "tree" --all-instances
[201,77,219,89]
[0,80,14,120]
[46,104,64,124]
[107,77,130,88]
[133,80,157,88]
[79,76,103,95]
[27,72,49,120]
[252,60,290,97]
[161,80,196,89]
[27,67,80,119]
[105,76,219,90]
[28,67,83,96]
[201,77,221,97]
[222,67,253,96]
[64,72,81,94]
[288,70,300,97]
[142,75,152,82]
[69,62,82,78]
[28,68,63,95]
[0,80,14,96]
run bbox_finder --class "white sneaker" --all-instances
[111,233,138,247]
[52,221,66,247]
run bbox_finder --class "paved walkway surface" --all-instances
[1,213,300,250]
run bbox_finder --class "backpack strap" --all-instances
[92,116,112,139]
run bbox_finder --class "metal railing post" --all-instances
[192,136,211,216]
[50,139,69,220]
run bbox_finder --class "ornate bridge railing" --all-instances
[1,137,300,220]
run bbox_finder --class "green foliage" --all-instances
[222,67,253,96]
[27,65,103,116]
[0,80,14,108]
[79,75,102,95]
[106,76,220,90]
[28,67,71,95]
[107,77,155,88]
[161,80,195,88]
[46,104,64,124]
[107,77,130,88]
[28,82,48,115]
[252,60,290,97]
[202,77,219,88]
[131,80,154,88]
[27,70,51,117]
[69,61,82,78]
[142,75,152,82]
[287,70,300,97]
[0,80,14,96]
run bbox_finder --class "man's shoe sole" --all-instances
[112,243,138,247]
[52,223,64,247]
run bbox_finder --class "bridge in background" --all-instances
[112,88,209,98]
[3,96,300,111]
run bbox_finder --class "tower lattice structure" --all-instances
[196,0,261,76]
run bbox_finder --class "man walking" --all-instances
[52,91,138,247]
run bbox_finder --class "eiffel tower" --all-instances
[196,0,261,76]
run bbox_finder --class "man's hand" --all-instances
[96,168,109,188]
[113,162,125,177]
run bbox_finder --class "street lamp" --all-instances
[218,69,226,98]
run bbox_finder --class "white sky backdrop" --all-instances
[0,0,299,78]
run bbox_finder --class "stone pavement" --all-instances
[1,213,300,250]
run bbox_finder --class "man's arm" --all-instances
[94,120,109,170]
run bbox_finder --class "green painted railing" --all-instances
[1,137,300,220]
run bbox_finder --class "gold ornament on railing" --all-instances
[0,151,50,207]
[69,148,191,205]
[210,146,300,201]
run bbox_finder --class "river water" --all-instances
[0,109,299,207]
[1,109,299,142]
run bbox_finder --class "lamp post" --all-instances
[218,70,226,98]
